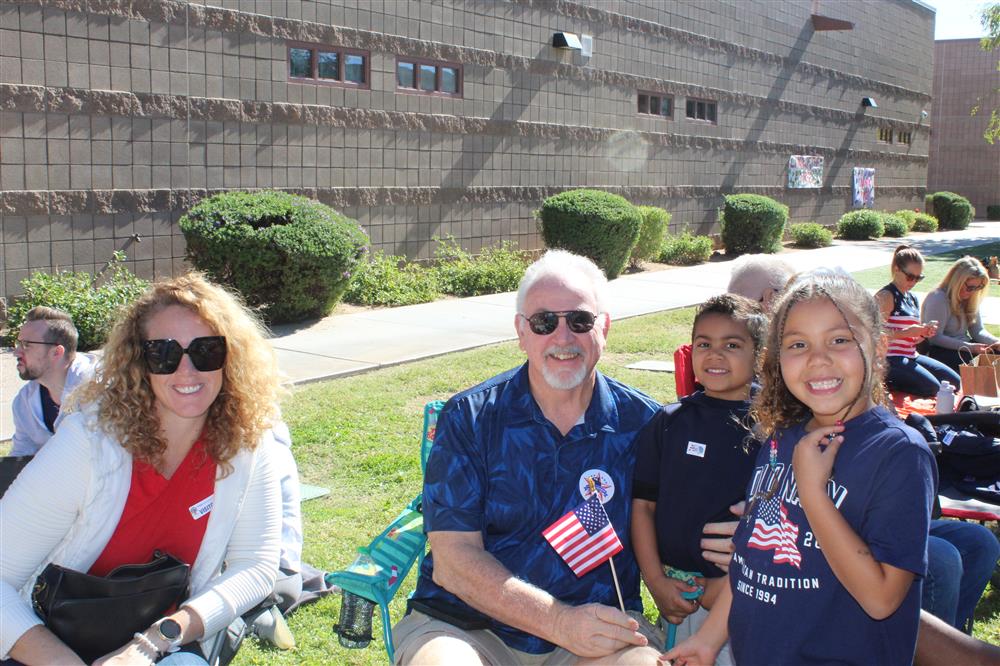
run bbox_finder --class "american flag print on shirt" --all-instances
[542,494,623,577]
[747,493,802,568]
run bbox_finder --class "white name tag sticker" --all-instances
[189,495,214,520]
[686,441,707,458]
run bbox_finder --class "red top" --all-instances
[89,440,217,576]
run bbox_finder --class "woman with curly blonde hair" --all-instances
[1,273,283,665]
[921,256,1000,372]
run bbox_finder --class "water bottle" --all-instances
[334,591,375,649]
[936,381,955,414]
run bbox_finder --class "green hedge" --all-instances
[1,253,148,351]
[882,214,909,238]
[789,222,833,248]
[344,251,439,307]
[720,194,788,255]
[660,231,714,265]
[630,206,672,268]
[537,189,642,279]
[912,213,939,232]
[893,209,918,229]
[432,237,528,297]
[837,210,884,240]
[179,191,370,323]
[930,191,974,230]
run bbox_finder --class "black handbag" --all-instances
[31,550,190,663]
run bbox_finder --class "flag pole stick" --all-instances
[608,556,626,613]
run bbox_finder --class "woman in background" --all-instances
[922,256,1000,373]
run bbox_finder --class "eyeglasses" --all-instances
[141,336,227,375]
[519,310,599,336]
[963,282,986,292]
[900,268,925,282]
[14,339,59,351]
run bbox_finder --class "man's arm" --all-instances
[428,530,648,658]
[10,390,39,457]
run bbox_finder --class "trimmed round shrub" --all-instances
[930,191,973,230]
[988,205,1000,221]
[789,222,833,248]
[629,206,672,268]
[720,194,789,255]
[180,191,370,323]
[537,189,642,279]
[659,231,713,265]
[837,210,884,240]
[911,213,939,232]
[882,214,909,238]
[894,209,917,229]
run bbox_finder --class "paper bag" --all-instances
[960,353,1000,397]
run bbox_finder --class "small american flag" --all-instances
[542,494,623,577]
[747,493,801,568]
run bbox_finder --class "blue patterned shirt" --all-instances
[413,363,659,653]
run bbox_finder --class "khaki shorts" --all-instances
[393,609,664,666]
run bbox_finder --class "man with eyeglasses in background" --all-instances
[10,307,97,456]
[392,250,662,665]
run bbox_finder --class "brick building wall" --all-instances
[0,0,934,298]
[927,38,1000,214]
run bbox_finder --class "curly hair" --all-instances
[752,270,888,439]
[939,256,990,320]
[692,293,768,357]
[75,273,282,472]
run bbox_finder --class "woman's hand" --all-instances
[92,638,157,666]
[970,342,990,354]
[900,324,927,340]
[792,423,845,498]
[662,634,721,666]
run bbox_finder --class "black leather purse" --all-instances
[31,551,190,663]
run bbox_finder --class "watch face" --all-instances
[159,618,182,641]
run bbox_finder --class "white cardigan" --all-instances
[0,407,281,660]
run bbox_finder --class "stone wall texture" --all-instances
[927,38,1000,214]
[0,0,935,297]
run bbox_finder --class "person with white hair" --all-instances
[392,250,662,665]
[726,255,795,310]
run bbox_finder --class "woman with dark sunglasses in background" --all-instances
[0,273,283,665]
[875,245,960,398]
[921,256,1000,373]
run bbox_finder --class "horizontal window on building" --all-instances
[396,57,462,96]
[898,131,912,145]
[638,92,673,119]
[685,98,717,123]
[288,43,369,88]
[877,127,894,143]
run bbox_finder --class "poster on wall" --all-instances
[787,155,824,188]
[853,168,875,208]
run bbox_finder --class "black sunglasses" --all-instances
[520,310,599,336]
[900,268,925,282]
[142,336,228,375]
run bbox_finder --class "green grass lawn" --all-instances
[236,304,1000,664]
[851,241,1000,296]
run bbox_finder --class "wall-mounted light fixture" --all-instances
[921,110,928,118]
[861,97,878,108]
[552,32,583,50]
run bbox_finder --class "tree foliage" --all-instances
[974,3,1000,144]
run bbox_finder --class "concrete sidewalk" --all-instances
[3,221,999,442]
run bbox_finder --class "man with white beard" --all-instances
[393,250,662,665]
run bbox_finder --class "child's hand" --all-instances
[662,634,720,666]
[649,575,704,624]
[792,423,845,497]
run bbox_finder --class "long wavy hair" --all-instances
[76,273,282,471]
[752,270,888,439]
[939,256,989,320]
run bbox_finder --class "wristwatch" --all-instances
[155,618,183,653]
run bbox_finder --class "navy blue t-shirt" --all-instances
[632,391,758,577]
[413,363,659,654]
[39,384,60,433]
[729,406,935,665]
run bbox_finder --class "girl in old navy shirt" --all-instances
[666,270,935,666]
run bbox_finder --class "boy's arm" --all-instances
[662,578,731,666]
[793,426,916,620]
[631,499,700,623]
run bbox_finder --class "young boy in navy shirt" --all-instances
[631,294,766,663]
